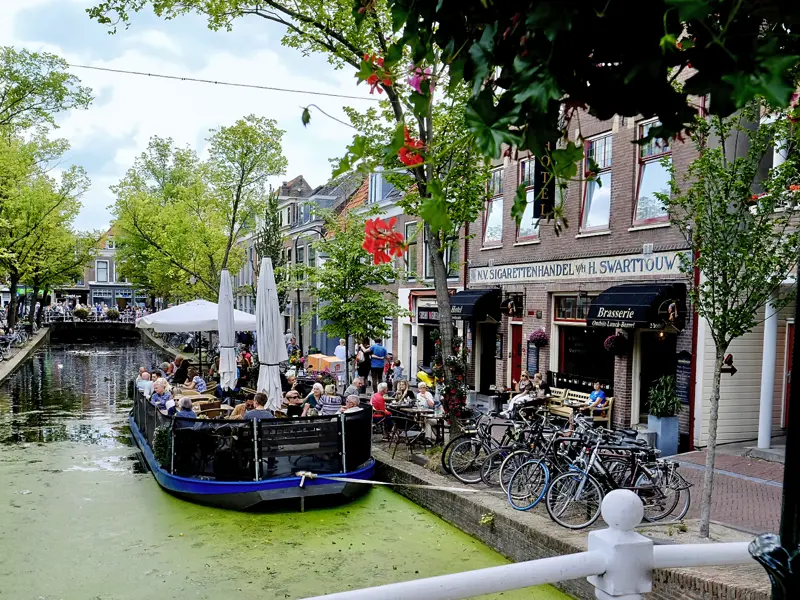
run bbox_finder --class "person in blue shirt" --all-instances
[150,381,172,410]
[369,338,388,393]
[175,397,197,419]
[244,393,275,421]
[585,381,607,415]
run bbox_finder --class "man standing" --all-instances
[334,338,347,362]
[369,338,387,393]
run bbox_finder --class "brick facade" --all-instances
[465,111,697,434]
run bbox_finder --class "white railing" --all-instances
[304,490,755,600]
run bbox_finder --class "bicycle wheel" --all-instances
[480,448,510,487]
[447,438,490,484]
[441,433,472,474]
[499,449,535,493]
[507,460,549,511]
[546,471,604,529]
[600,457,633,486]
[635,467,681,522]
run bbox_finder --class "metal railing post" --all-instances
[170,422,175,474]
[253,420,260,481]
[340,413,347,473]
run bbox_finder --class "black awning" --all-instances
[450,288,502,321]
[586,283,685,330]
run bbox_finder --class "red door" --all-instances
[786,323,794,427]
[511,324,523,388]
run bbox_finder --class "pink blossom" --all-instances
[407,66,434,95]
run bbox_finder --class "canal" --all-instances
[0,341,568,600]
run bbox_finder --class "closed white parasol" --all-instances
[218,269,237,391]
[256,257,289,411]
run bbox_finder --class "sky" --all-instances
[0,0,377,232]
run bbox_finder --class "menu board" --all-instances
[527,341,538,374]
[676,350,692,404]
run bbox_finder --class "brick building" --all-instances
[464,113,696,444]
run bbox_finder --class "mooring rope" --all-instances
[294,471,507,495]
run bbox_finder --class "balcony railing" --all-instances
[302,489,755,600]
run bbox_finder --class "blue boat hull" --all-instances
[129,416,375,510]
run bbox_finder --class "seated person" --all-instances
[174,397,197,419]
[394,379,415,406]
[581,381,607,415]
[370,382,393,436]
[317,384,344,416]
[416,382,437,409]
[229,397,255,419]
[343,376,364,398]
[136,372,154,399]
[150,380,172,411]
[172,358,190,387]
[533,373,551,398]
[285,390,304,418]
[341,395,362,413]
[302,383,324,417]
[184,367,207,393]
[135,367,146,384]
[502,382,535,419]
[245,393,274,420]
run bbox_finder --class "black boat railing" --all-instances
[131,393,374,481]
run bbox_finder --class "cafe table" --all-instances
[391,405,447,444]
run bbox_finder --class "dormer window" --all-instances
[106,238,115,249]
[369,171,384,203]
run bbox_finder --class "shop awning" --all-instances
[450,288,502,321]
[586,283,685,330]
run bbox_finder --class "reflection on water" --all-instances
[0,342,161,445]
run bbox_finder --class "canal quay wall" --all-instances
[0,327,50,386]
[373,448,770,600]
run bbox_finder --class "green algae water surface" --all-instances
[0,342,569,600]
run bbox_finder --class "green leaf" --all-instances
[665,0,711,21]
[301,107,311,127]
[391,4,410,33]
[409,90,430,116]
[383,123,406,161]
[465,89,521,157]
[467,21,497,96]
[550,142,585,180]
[659,34,678,53]
[384,41,405,68]
[511,183,528,226]
[419,194,452,234]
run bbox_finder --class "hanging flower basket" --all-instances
[529,329,549,347]
[604,333,628,356]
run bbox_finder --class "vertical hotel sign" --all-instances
[533,145,555,218]
[470,251,687,284]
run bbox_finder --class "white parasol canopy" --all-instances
[255,257,289,411]
[135,299,256,333]
[218,270,238,391]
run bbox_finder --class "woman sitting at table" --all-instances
[394,379,415,406]
[302,383,324,417]
[513,370,531,392]
[415,382,437,410]
[533,373,551,398]
[370,382,392,439]
[317,384,344,416]
[284,390,304,417]
[502,382,536,419]
[183,367,207,393]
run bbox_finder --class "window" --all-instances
[404,222,418,279]
[307,243,316,268]
[368,173,382,203]
[296,245,305,279]
[483,168,504,246]
[287,248,292,264]
[105,238,115,249]
[635,121,671,224]
[581,134,612,231]
[95,260,108,283]
[517,158,540,240]
[424,234,458,279]
[554,295,595,322]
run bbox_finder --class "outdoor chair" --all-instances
[389,414,425,459]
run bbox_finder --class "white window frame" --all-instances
[482,167,504,246]
[634,120,672,226]
[404,221,418,280]
[581,133,613,232]
[95,260,109,283]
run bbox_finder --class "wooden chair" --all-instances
[204,382,218,396]
[180,389,199,397]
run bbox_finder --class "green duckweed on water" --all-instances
[0,343,569,600]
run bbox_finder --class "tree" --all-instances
[0,46,92,130]
[663,102,800,537]
[253,190,288,311]
[0,132,90,328]
[112,117,287,299]
[293,208,405,382]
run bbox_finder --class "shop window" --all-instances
[483,168,503,246]
[558,326,615,383]
[634,121,671,224]
[404,221,417,279]
[581,134,612,231]
[517,158,539,241]
[554,295,595,322]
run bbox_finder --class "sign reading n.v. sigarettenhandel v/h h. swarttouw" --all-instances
[469,251,687,285]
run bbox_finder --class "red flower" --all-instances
[363,217,407,264]
[790,185,800,192]
[398,127,424,166]
[366,73,383,94]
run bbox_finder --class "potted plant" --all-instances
[106,307,120,321]
[647,375,682,456]
[73,307,89,320]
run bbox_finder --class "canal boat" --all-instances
[129,392,375,510]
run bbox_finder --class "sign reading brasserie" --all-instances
[469,251,686,285]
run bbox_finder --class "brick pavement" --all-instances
[677,450,783,534]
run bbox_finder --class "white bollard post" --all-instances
[587,490,653,599]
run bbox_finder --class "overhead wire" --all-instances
[67,63,380,102]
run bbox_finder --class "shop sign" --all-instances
[469,251,686,285]
[676,350,692,405]
[417,306,440,324]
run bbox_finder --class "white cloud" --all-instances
[3,0,377,232]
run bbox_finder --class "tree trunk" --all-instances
[36,286,48,327]
[344,329,351,385]
[699,347,725,537]
[428,230,453,376]
[28,285,40,323]
[7,272,19,329]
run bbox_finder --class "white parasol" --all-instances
[218,269,237,391]
[256,257,289,411]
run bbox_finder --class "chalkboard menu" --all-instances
[676,350,692,404]
[527,341,538,374]
[496,333,503,359]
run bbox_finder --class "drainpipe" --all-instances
[688,247,700,451]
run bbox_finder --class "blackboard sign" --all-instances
[676,350,692,404]
[527,341,538,374]
[495,333,503,359]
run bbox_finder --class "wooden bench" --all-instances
[548,389,614,425]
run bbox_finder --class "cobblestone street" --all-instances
[678,450,783,534]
